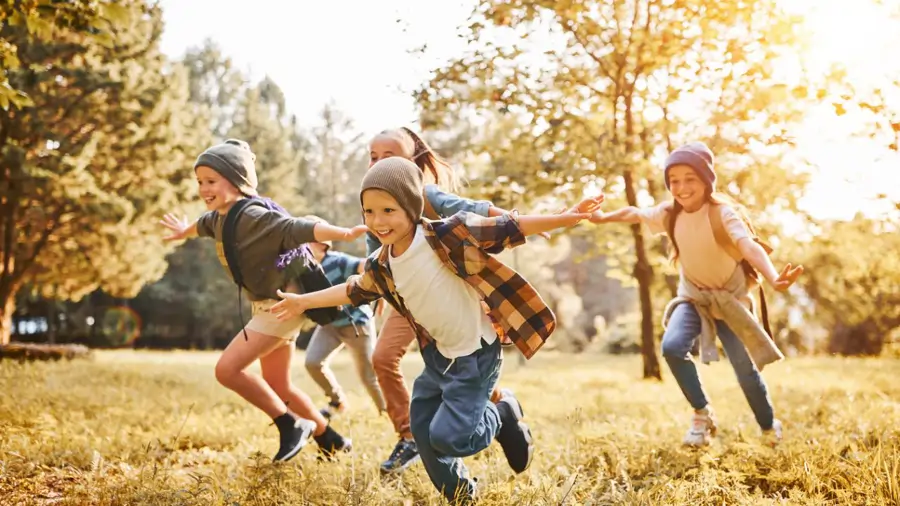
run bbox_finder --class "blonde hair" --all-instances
[373,127,461,192]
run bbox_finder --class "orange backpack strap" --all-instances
[709,203,774,338]
[422,194,441,221]
[708,203,743,262]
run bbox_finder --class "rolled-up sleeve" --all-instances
[425,185,492,218]
[346,258,384,306]
[449,211,525,254]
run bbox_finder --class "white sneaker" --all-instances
[683,408,717,447]
[763,419,783,447]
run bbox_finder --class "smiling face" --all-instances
[195,165,242,214]
[362,188,415,256]
[368,133,413,168]
[667,164,710,212]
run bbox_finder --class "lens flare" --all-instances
[101,306,142,346]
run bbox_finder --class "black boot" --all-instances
[495,390,534,473]
[272,413,316,462]
[313,425,352,460]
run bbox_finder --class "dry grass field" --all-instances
[1,350,899,505]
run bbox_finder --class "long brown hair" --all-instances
[375,127,461,192]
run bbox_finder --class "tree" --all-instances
[303,102,368,255]
[227,77,309,214]
[417,0,812,378]
[180,39,245,139]
[0,0,121,109]
[0,0,205,344]
[789,216,900,355]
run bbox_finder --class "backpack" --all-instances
[664,202,774,337]
[221,198,342,338]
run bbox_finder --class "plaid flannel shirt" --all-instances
[346,211,556,359]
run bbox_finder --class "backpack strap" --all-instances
[422,194,441,221]
[708,203,774,338]
[221,198,262,340]
[222,198,261,287]
[707,203,743,262]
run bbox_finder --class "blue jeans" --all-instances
[410,339,502,503]
[661,302,775,430]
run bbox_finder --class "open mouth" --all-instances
[375,229,392,238]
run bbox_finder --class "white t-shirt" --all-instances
[636,201,751,289]
[388,226,497,359]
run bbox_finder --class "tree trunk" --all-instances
[47,299,57,345]
[623,169,662,380]
[622,78,662,380]
[0,289,16,345]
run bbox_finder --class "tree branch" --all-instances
[13,205,66,286]
[560,18,614,80]
[1,189,17,279]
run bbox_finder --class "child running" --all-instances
[588,141,803,446]
[271,156,603,503]
[301,215,387,418]
[364,127,523,475]
[159,139,366,462]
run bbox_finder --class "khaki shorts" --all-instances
[245,299,316,342]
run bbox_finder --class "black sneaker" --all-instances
[272,414,316,462]
[313,425,352,460]
[379,438,420,475]
[495,389,534,473]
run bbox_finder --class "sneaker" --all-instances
[763,419,783,447]
[379,438,420,475]
[313,425,352,460]
[682,407,717,447]
[495,389,534,473]
[319,400,346,421]
[451,477,478,505]
[272,414,316,462]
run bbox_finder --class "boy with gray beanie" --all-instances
[271,156,603,503]
[159,139,369,463]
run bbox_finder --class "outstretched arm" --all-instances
[738,240,803,291]
[588,206,642,224]
[271,284,353,321]
[517,195,605,237]
[313,222,369,243]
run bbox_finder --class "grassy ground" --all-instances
[1,349,899,505]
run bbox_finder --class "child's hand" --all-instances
[272,289,307,320]
[346,224,369,241]
[572,194,605,214]
[160,213,191,241]
[562,195,605,225]
[771,263,804,291]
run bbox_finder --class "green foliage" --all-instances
[0,0,207,343]
[301,102,369,253]
[789,217,900,355]
[0,0,119,109]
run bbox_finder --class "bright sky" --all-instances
[159,0,900,222]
